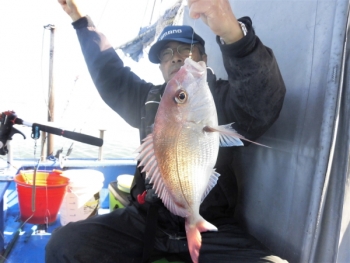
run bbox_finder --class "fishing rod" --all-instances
[0,111,103,156]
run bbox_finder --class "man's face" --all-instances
[158,41,207,82]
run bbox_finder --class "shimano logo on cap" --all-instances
[159,29,182,40]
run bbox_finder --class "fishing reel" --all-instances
[0,111,26,155]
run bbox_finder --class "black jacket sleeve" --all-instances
[213,16,286,142]
[72,16,154,129]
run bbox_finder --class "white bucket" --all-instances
[59,169,104,226]
[117,174,134,193]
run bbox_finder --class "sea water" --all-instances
[6,122,139,161]
[3,103,140,162]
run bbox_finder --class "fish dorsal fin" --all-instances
[135,134,189,217]
[201,170,220,203]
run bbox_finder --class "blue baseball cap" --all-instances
[148,25,205,64]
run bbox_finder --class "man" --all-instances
[47,0,287,262]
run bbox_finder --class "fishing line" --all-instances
[96,0,111,27]
[0,131,44,176]
[56,77,80,156]
[29,137,51,232]
[149,0,157,26]
[59,76,79,122]
[40,25,68,160]
[141,0,151,27]
[17,158,51,231]
[38,25,85,157]
[0,157,19,172]
[65,0,112,119]
[30,157,43,213]
[189,19,197,59]
[13,25,52,165]
[56,0,112,150]
[1,166,48,262]
[44,179,51,230]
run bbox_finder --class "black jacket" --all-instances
[72,16,286,234]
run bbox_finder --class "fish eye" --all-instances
[175,90,187,104]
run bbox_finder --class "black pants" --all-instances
[45,205,288,263]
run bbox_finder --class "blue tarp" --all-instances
[116,0,184,61]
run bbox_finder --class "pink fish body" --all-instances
[136,58,248,263]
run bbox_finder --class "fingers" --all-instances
[57,0,66,7]
[187,0,241,43]
[188,0,234,21]
[188,0,211,19]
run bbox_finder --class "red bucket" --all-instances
[14,170,69,224]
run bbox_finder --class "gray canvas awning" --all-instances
[181,1,350,262]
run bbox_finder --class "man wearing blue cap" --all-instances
[48,0,287,262]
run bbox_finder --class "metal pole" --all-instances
[6,140,12,170]
[98,130,105,161]
[46,24,55,157]
[41,132,47,162]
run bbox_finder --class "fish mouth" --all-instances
[171,68,180,75]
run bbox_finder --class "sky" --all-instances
[0,0,165,119]
[0,0,177,158]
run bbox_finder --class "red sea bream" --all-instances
[136,58,253,263]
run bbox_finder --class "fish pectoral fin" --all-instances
[203,124,243,146]
[201,170,220,203]
[204,124,270,148]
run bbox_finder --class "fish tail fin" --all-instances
[186,218,218,263]
[197,219,218,232]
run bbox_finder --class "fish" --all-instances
[136,58,262,263]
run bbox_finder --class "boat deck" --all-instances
[2,181,81,263]
[0,159,137,263]
[0,159,185,263]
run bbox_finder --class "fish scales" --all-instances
[153,95,218,212]
[176,124,217,203]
